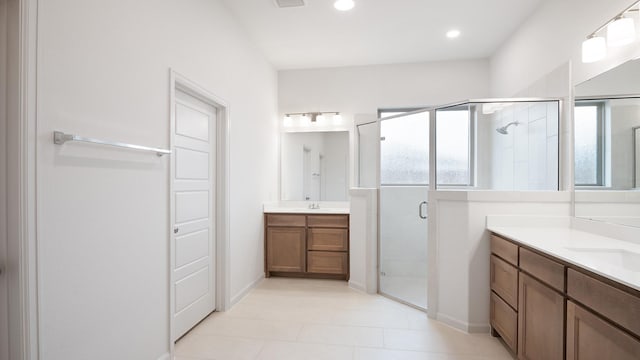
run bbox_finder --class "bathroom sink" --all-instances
[564,248,640,272]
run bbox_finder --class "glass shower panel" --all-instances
[357,122,379,188]
[435,100,560,190]
[379,111,429,310]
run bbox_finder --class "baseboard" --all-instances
[348,280,366,293]
[436,313,490,334]
[157,353,171,360]
[229,274,264,307]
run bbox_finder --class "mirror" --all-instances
[574,58,640,227]
[281,131,349,201]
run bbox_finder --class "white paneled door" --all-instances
[172,90,216,340]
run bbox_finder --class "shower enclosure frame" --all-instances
[371,97,563,319]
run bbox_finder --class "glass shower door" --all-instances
[379,110,429,310]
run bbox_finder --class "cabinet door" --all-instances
[567,301,640,360]
[518,272,564,360]
[266,227,306,273]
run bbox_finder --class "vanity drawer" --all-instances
[308,228,348,251]
[491,234,518,266]
[307,251,348,274]
[490,255,518,309]
[568,269,640,337]
[307,215,349,228]
[266,214,306,227]
[490,291,518,353]
[520,247,565,292]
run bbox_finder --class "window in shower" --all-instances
[574,101,605,186]
[435,100,560,190]
[436,105,473,186]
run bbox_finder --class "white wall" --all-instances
[35,1,277,359]
[430,191,572,331]
[279,60,491,115]
[490,0,640,97]
[279,59,490,195]
[348,188,377,294]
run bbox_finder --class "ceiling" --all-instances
[221,0,544,70]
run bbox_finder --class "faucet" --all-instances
[308,202,320,209]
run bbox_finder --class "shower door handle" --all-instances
[418,201,428,219]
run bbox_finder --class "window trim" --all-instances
[574,101,606,187]
[435,105,475,187]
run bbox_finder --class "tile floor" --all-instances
[175,278,513,360]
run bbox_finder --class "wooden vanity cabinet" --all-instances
[567,300,640,360]
[518,272,564,360]
[265,213,349,280]
[490,232,640,360]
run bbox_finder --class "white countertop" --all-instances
[263,201,350,214]
[487,220,640,292]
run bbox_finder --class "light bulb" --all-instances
[446,29,461,39]
[582,36,607,63]
[333,113,343,124]
[300,114,311,126]
[334,0,354,11]
[283,115,293,127]
[316,114,325,124]
[607,16,636,47]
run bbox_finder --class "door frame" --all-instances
[9,0,39,358]
[168,70,231,350]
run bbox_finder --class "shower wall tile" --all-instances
[529,103,547,122]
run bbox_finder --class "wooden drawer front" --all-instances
[490,255,518,309]
[520,247,565,292]
[307,251,348,274]
[307,215,348,228]
[567,301,640,360]
[308,228,348,251]
[518,273,564,360]
[266,227,306,273]
[491,234,518,266]
[266,214,306,227]
[490,292,518,353]
[568,269,640,337]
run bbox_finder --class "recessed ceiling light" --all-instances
[334,0,355,11]
[446,29,461,39]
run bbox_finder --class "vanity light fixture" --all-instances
[581,0,640,63]
[334,0,354,11]
[607,15,636,47]
[582,35,607,63]
[283,111,342,127]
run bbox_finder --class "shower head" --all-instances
[496,121,520,135]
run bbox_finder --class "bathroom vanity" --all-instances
[264,208,350,280]
[487,223,640,360]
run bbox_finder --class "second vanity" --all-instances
[263,203,350,280]
[487,217,640,360]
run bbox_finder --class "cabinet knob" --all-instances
[174,227,179,234]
